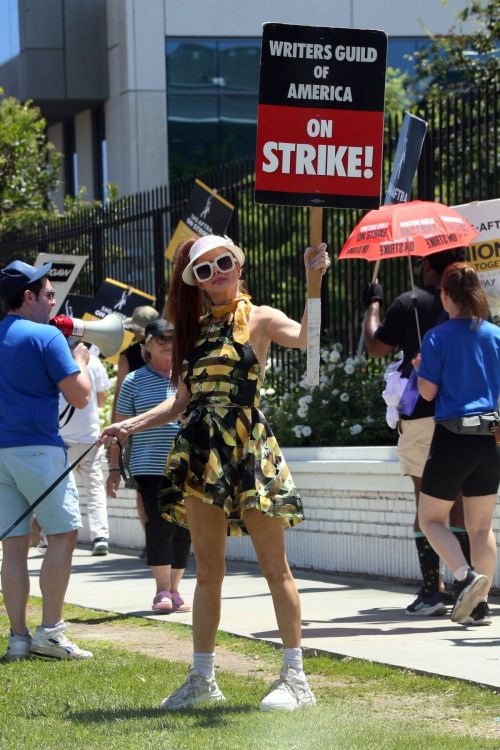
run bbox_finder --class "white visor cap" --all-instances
[181,234,245,285]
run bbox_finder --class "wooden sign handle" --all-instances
[306,206,323,385]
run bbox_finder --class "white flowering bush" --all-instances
[261,344,396,447]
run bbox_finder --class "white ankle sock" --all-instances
[283,647,304,678]
[193,652,215,679]
[454,565,470,581]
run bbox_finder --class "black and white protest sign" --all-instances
[384,113,427,205]
[88,278,155,321]
[255,23,387,209]
[34,253,88,315]
[59,294,95,319]
[166,179,234,261]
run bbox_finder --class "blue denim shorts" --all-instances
[0,445,81,538]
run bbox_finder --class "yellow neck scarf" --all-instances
[210,293,252,344]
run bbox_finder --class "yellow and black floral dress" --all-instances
[159,313,303,536]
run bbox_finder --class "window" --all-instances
[387,37,432,74]
[165,36,432,178]
[166,38,261,178]
[92,107,107,202]
[63,120,77,198]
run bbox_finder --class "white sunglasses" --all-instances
[192,252,236,283]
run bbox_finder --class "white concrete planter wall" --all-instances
[77,447,500,586]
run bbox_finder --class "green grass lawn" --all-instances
[0,598,499,750]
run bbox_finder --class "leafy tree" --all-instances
[384,67,413,114]
[409,0,499,97]
[0,88,61,235]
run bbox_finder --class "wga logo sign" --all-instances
[49,263,74,280]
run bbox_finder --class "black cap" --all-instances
[144,319,174,340]
[427,247,468,275]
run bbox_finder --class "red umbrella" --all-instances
[338,200,478,261]
[339,200,479,352]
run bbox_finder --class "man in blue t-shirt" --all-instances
[0,260,93,662]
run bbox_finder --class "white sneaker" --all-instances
[260,666,317,711]
[92,537,109,556]
[30,621,93,660]
[451,570,489,623]
[4,632,32,662]
[160,667,226,710]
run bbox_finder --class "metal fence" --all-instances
[0,83,497,378]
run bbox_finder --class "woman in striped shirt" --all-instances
[106,319,191,612]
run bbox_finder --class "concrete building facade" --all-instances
[0,0,473,205]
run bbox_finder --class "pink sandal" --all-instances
[170,592,191,612]
[152,591,173,611]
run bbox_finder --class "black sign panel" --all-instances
[259,24,387,111]
[255,23,387,209]
[90,280,155,321]
[60,294,95,319]
[384,113,427,205]
[183,180,234,236]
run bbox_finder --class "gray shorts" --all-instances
[0,445,81,538]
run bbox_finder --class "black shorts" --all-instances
[421,424,500,500]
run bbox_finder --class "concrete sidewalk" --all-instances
[20,546,500,691]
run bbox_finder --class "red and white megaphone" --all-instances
[50,313,125,357]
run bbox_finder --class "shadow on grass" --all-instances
[66,613,140,626]
[69,703,254,727]
[66,612,180,625]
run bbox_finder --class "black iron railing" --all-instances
[0,84,498,381]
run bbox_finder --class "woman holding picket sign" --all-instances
[415,262,500,627]
[99,234,330,711]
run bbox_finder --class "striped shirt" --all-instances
[116,365,178,476]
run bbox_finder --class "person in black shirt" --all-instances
[363,247,471,615]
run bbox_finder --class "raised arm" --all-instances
[362,281,394,359]
[256,243,330,350]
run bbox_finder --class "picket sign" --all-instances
[165,179,234,262]
[255,22,387,384]
[453,199,500,324]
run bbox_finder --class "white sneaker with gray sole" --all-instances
[30,621,93,659]
[451,570,489,623]
[260,666,317,711]
[4,632,32,662]
[160,668,225,710]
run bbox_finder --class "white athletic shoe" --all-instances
[30,621,93,660]
[451,570,489,623]
[4,632,32,662]
[260,666,317,711]
[160,668,226,710]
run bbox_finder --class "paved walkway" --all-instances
[19,546,500,691]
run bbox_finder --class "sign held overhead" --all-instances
[255,23,387,209]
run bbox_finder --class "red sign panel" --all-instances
[255,23,388,209]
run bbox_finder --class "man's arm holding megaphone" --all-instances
[58,342,92,409]
[98,379,190,448]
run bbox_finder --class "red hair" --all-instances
[167,238,205,385]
